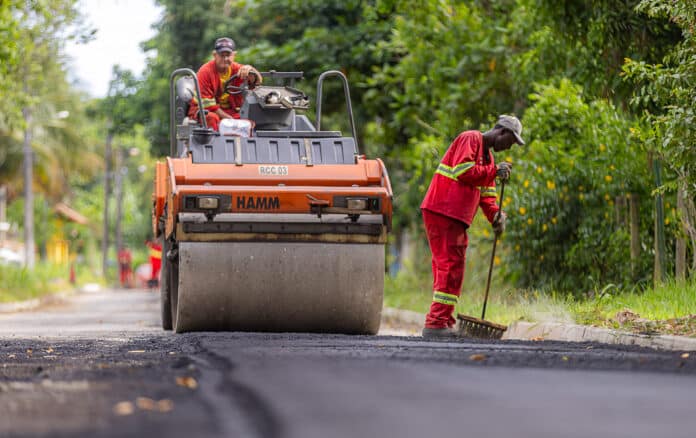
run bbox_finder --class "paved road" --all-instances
[0,289,695,437]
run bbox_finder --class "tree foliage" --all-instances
[623,0,696,271]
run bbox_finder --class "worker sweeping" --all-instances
[420,115,525,338]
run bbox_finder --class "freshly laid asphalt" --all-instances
[0,289,695,437]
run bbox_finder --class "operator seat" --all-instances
[175,76,196,125]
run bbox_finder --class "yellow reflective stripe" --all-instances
[149,248,161,258]
[433,291,458,306]
[452,162,475,177]
[193,97,217,107]
[435,162,475,180]
[435,167,458,181]
[479,186,497,198]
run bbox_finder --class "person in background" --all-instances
[117,246,133,288]
[146,240,162,289]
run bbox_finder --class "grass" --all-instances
[0,262,102,303]
[385,268,696,337]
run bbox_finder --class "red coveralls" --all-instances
[420,131,500,329]
[117,248,132,288]
[188,59,245,131]
[147,241,162,286]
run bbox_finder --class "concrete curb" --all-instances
[382,308,696,351]
[0,291,72,314]
[504,321,696,352]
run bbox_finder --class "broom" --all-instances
[457,180,508,340]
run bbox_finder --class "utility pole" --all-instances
[102,130,113,278]
[0,185,7,245]
[22,106,35,269]
[114,147,125,254]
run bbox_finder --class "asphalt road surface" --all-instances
[1,288,695,438]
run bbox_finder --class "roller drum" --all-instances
[174,241,384,334]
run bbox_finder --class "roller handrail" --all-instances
[169,68,206,157]
[316,70,359,153]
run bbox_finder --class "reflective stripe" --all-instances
[479,186,497,198]
[149,248,162,259]
[433,291,458,306]
[201,98,217,107]
[435,162,475,181]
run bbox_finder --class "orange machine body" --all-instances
[153,155,393,240]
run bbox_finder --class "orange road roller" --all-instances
[152,69,393,333]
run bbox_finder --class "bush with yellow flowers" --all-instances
[500,79,666,294]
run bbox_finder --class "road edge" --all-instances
[504,321,696,351]
[0,290,72,314]
[383,307,696,351]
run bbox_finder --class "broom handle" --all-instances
[481,180,505,320]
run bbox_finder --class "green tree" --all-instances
[623,0,696,274]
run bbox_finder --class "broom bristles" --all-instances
[457,314,507,340]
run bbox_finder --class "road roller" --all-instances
[152,69,393,334]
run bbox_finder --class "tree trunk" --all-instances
[629,193,640,277]
[102,132,113,278]
[22,106,35,270]
[676,187,686,281]
[652,158,666,285]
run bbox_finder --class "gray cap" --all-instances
[214,37,236,53]
[496,115,525,145]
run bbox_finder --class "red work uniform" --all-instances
[188,59,245,131]
[420,131,500,329]
[147,241,162,286]
[117,248,132,288]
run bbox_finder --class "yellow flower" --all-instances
[527,218,533,225]
[515,244,520,251]
[579,194,585,201]
[665,218,670,225]
[505,156,513,163]
[551,217,557,224]
[519,207,527,215]
[523,179,530,188]
[599,144,606,152]
[629,127,636,134]
[494,256,501,266]
[609,165,615,170]
[503,198,511,207]
[483,229,491,237]
[605,175,613,183]
[604,194,611,201]
[542,224,548,232]
[546,180,556,190]
[536,166,543,174]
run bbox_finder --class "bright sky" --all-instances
[65,0,162,97]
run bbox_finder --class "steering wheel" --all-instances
[223,70,261,95]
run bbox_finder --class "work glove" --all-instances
[492,210,507,235]
[496,162,512,181]
[239,65,262,86]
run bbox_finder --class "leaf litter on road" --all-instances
[175,376,198,389]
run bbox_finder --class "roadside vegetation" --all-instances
[0,0,694,334]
